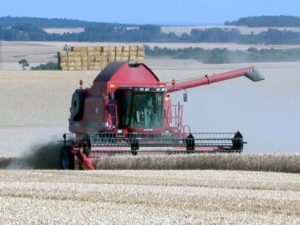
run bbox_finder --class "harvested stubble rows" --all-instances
[57,45,145,71]
[0,170,299,224]
[94,153,300,173]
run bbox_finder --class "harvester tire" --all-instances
[70,90,85,121]
[83,134,92,148]
[60,147,75,170]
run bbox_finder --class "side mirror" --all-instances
[183,91,188,102]
[109,92,115,101]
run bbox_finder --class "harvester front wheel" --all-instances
[60,147,75,170]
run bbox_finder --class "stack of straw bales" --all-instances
[57,45,145,71]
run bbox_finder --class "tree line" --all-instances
[1,24,300,44]
[225,15,300,27]
[0,16,129,28]
[145,46,300,64]
[1,16,300,44]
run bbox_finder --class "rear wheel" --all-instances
[60,147,75,170]
[70,90,85,121]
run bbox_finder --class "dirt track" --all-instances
[0,170,299,224]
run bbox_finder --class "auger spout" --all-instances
[167,67,264,93]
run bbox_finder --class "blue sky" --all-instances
[0,0,299,25]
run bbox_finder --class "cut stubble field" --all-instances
[0,169,299,224]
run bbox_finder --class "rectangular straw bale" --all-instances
[122,45,130,52]
[71,46,80,51]
[68,66,76,71]
[88,51,97,56]
[74,57,82,63]
[88,62,96,67]
[122,51,130,57]
[58,56,68,63]
[95,55,103,62]
[95,46,102,51]
[115,52,122,57]
[57,51,67,60]
[101,62,108,68]
[102,46,109,52]
[94,63,102,70]
[108,46,116,52]
[67,57,75,62]
[115,56,122,61]
[88,56,95,61]
[137,45,145,52]
[75,66,83,70]
[88,66,99,71]
[100,57,108,64]
[88,46,97,52]
[115,51,123,57]
[72,46,87,52]
[101,51,108,57]
[75,61,82,66]
[129,55,137,61]
[129,60,138,64]
[137,51,145,57]
[72,52,81,57]
[102,56,109,62]
[108,58,115,63]
[67,51,76,57]
[59,62,67,68]
[81,56,88,62]
[108,51,116,56]
[80,52,88,57]
[68,62,76,67]
[61,66,69,71]
[129,52,138,58]
[108,54,116,62]
[121,56,129,61]
[82,62,88,67]
[137,58,144,64]
[129,45,138,52]
[58,51,67,57]
[115,46,123,52]
[81,46,89,52]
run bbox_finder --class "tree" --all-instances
[31,62,58,70]
[18,59,29,70]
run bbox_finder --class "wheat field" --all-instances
[0,169,299,224]
[94,154,300,173]
[0,41,299,224]
[2,153,300,173]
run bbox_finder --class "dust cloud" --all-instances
[5,135,63,169]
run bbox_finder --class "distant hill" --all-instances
[1,16,300,44]
[0,16,130,28]
[225,15,300,27]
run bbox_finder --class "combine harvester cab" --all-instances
[61,62,264,170]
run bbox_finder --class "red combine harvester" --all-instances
[61,62,264,169]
